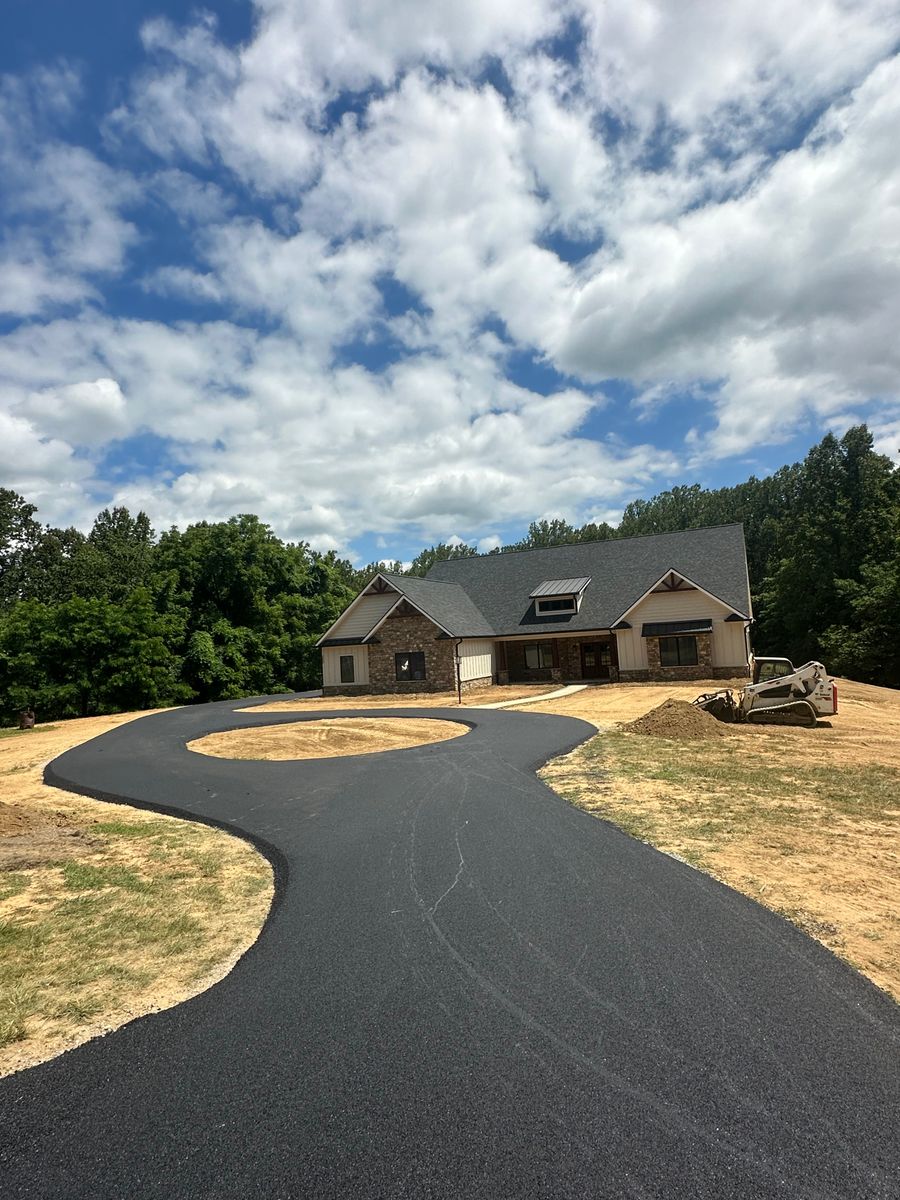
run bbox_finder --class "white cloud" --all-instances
[22,378,128,447]
[0,66,137,318]
[1,1,899,553]
[555,53,900,455]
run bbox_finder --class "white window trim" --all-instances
[535,595,578,615]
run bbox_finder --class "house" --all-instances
[317,524,753,695]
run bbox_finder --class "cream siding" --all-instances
[629,589,731,623]
[712,620,749,667]
[616,588,748,671]
[614,626,649,671]
[322,645,369,686]
[326,593,396,640]
[458,639,494,682]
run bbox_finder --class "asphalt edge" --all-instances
[42,758,290,930]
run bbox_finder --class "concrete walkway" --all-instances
[472,682,588,708]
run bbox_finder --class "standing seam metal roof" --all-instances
[529,577,592,598]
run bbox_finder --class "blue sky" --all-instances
[1,1,899,566]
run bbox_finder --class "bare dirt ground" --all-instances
[190,717,469,760]
[530,678,900,1000]
[0,714,273,1076]
[243,684,551,712]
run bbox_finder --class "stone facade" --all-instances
[460,675,492,694]
[366,608,456,693]
[638,631,742,681]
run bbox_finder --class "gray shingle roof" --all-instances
[378,574,494,637]
[422,525,751,636]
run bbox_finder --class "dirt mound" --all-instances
[624,698,729,740]
[0,801,95,869]
[0,800,75,837]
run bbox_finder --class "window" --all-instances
[659,636,699,667]
[395,652,426,681]
[524,643,554,669]
[339,655,355,684]
[756,659,793,683]
[535,596,576,614]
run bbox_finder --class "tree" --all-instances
[88,507,155,601]
[0,489,41,604]
[407,542,477,577]
[0,590,182,721]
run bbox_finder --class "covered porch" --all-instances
[495,635,619,685]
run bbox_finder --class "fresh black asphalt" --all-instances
[1,697,898,1198]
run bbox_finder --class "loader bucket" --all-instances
[694,691,737,723]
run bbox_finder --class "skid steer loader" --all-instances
[694,657,838,727]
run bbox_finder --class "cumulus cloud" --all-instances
[1,0,899,554]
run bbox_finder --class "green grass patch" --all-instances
[0,874,30,902]
[62,863,149,893]
[1,806,271,1065]
[93,821,163,838]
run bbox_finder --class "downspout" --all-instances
[454,639,463,706]
[745,620,755,677]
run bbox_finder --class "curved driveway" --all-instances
[1,698,898,1198]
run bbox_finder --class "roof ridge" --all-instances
[425,522,746,568]
[382,572,463,587]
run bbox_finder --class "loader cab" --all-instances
[752,657,794,685]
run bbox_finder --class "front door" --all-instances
[581,642,611,680]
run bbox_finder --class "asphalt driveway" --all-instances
[1,698,898,1198]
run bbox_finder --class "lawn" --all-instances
[0,715,273,1075]
[534,679,900,1001]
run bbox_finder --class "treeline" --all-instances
[0,503,360,722]
[1,424,897,723]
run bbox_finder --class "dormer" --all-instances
[529,577,591,616]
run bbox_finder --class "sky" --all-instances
[1,1,899,566]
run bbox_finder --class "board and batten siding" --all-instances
[614,587,748,671]
[458,639,494,682]
[327,593,396,640]
[322,645,369,686]
[711,620,748,667]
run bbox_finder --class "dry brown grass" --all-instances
[242,684,550,712]
[534,678,900,1000]
[190,717,469,760]
[0,714,273,1076]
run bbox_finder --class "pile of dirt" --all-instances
[624,699,730,740]
[0,801,94,870]
[0,800,76,837]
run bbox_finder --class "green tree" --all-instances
[0,590,182,721]
[407,542,477,577]
[0,489,41,603]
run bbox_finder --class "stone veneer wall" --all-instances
[366,610,456,693]
[622,631,746,682]
[460,675,493,694]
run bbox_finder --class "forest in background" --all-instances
[1,424,898,723]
